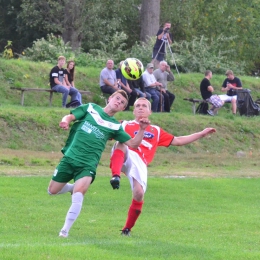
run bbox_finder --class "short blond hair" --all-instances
[225,70,234,76]
[58,56,66,61]
[134,97,151,110]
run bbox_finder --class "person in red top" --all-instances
[109,97,216,236]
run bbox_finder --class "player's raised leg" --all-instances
[47,160,74,195]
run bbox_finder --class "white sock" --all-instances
[61,192,84,233]
[57,183,74,194]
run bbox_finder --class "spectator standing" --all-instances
[200,70,224,116]
[99,60,118,95]
[115,61,137,110]
[151,22,173,68]
[153,61,175,112]
[219,70,242,114]
[50,56,79,108]
[64,60,82,105]
[142,63,164,112]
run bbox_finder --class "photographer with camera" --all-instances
[151,22,173,69]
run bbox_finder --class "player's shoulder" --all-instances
[150,124,161,131]
[100,67,108,74]
[122,119,134,124]
[121,120,137,127]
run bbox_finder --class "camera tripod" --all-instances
[152,33,180,112]
[153,35,180,76]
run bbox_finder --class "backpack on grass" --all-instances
[196,102,208,115]
[237,89,260,116]
[66,100,81,108]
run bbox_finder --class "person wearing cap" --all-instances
[142,63,164,112]
[219,70,243,114]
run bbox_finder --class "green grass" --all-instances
[1,59,260,259]
[1,176,260,260]
[1,105,260,155]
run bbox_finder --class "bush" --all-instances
[88,31,129,66]
[171,34,246,74]
[129,38,154,67]
[21,32,247,75]
[22,32,131,68]
[23,33,74,63]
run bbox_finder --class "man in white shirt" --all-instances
[142,63,163,112]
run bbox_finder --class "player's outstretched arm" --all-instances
[124,118,150,149]
[59,114,76,130]
[171,128,216,146]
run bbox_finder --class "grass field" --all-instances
[1,59,260,259]
[1,172,260,260]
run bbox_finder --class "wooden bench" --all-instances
[183,98,206,114]
[10,87,91,106]
[184,97,231,115]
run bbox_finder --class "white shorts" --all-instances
[219,94,237,102]
[111,145,148,192]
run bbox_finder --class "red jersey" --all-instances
[122,120,174,165]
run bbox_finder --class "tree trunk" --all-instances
[140,0,160,43]
[62,0,84,50]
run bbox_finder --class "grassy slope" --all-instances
[0,58,260,158]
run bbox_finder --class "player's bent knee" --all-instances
[47,187,58,195]
[47,188,54,195]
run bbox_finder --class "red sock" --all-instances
[123,199,144,230]
[110,149,124,176]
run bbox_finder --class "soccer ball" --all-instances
[121,58,144,80]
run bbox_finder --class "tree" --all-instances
[140,0,160,43]
[62,0,86,49]
[19,0,86,50]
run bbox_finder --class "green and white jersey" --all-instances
[61,103,131,171]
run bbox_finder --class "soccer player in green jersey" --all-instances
[47,90,150,238]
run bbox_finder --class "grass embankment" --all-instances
[0,106,260,178]
[1,58,260,177]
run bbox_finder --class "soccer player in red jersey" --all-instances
[109,97,216,236]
